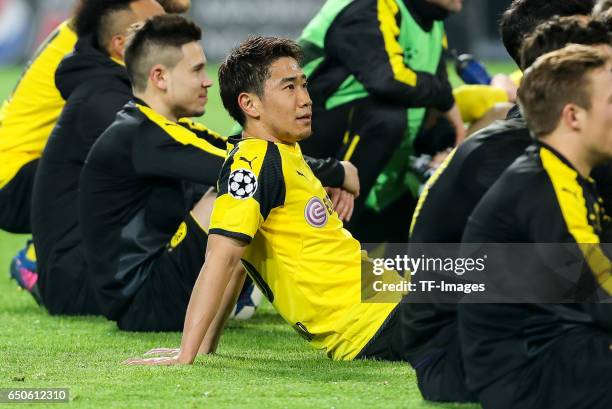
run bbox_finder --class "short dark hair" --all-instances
[520,16,610,69]
[500,0,596,67]
[124,14,202,92]
[218,36,303,126]
[518,44,609,137]
[74,0,139,50]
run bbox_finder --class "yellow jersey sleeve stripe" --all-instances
[342,134,361,161]
[178,118,226,141]
[377,0,417,87]
[410,147,457,235]
[540,147,612,294]
[136,104,226,158]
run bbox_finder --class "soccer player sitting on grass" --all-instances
[123,34,396,362]
[123,35,465,405]
[459,43,612,409]
[79,17,357,331]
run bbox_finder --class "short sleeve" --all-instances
[209,140,285,243]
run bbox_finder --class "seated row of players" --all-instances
[125,5,612,409]
[2,0,612,407]
[3,1,357,328]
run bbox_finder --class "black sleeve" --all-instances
[304,155,344,187]
[178,118,228,151]
[132,122,225,186]
[518,176,612,303]
[326,1,454,111]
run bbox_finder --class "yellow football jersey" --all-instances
[0,20,77,188]
[210,136,398,360]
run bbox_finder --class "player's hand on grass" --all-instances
[444,103,466,145]
[340,161,360,197]
[122,356,184,366]
[327,187,355,221]
[122,347,192,365]
[143,347,180,357]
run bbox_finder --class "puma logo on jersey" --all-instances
[239,156,257,169]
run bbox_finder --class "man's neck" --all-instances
[133,91,178,122]
[242,123,295,146]
[542,132,595,178]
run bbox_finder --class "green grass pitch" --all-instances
[0,62,515,408]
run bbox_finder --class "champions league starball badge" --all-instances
[228,168,258,199]
[304,197,328,228]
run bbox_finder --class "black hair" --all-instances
[124,14,202,91]
[218,36,303,126]
[500,0,596,67]
[521,16,610,69]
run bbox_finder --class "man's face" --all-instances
[165,42,212,118]
[582,58,612,162]
[257,57,312,144]
[426,0,463,13]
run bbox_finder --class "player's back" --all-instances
[0,20,77,188]
[80,100,225,319]
[460,143,610,393]
[410,105,532,243]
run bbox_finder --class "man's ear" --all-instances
[149,64,168,91]
[561,103,584,132]
[109,34,127,60]
[238,92,261,120]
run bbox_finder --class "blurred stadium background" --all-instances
[0,0,514,65]
[0,0,517,136]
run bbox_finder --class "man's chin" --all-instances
[296,129,313,142]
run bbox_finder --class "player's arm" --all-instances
[197,260,246,354]
[123,234,247,365]
[304,157,360,197]
[304,156,344,188]
[178,118,228,151]
[326,1,454,112]
[132,122,226,186]
[519,170,612,301]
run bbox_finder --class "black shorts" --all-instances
[38,244,101,316]
[477,326,612,409]
[356,304,476,403]
[0,158,38,233]
[117,213,208,332]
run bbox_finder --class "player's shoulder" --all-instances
[225,136,282,176]
[489,145,549,200]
